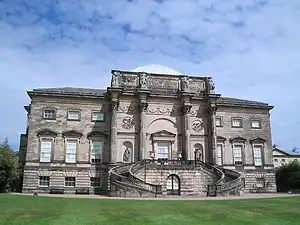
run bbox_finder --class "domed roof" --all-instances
[132,64,182,75]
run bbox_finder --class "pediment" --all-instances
[37,129,57,137]
[87,131,108,138]
[62,130,83,138]
[249,136,266,143]
[151,130,176,137]
[229,136,247,143]
[217,136,227,141]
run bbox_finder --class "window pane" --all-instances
[40,140,52,162]
[65,177,75,187]
[157,143,169,159]
[233,145,243,165]
[44,110,56,119]
[251,120,261,128]
[92,112,104,121]
[39,176,50,186]
[68,111,80,120]
[216,118,221,126]
[66,154,76,163]
[91,141,103,163]
[232,119,242,127]
[253,146,262,166]
[66,141,77,153]
[216,144,222,165]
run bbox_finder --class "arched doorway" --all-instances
[166,174,180,196]
[194,143,203,162]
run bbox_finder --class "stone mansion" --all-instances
[19,64,277,197]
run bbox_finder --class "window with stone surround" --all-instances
[216,144,223,165]
[233,144,243,166]
[253,144,263,166]
[251,119,262,129]
[92,111,105,122]
[215,117,222,127]
[231,117,243,128]
[65,139,77,163]
[40,138,52,163]
[39,176,50,187]
[90,177,101,187]
[157,142,169,160]
[67,110,80,121]
[43,109,56,120]
[90,140,103,164]
[65,177,75,187]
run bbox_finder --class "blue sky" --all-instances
[0,0,299,151]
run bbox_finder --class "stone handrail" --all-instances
[110,163,162,195]
[216,168,244,193]
[130,159,225,197]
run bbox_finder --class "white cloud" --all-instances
[0,0,299,150]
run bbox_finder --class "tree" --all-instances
[292,147,298,153]
[276,160,300,192]
[0,138,20,192]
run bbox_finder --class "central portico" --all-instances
[107,64,218,165]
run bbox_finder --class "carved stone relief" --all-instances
[120,73,138,87]
[121,117,134,129]
[189,79,206,94]
[182,105,192,114]
[147,106,181,115]
[181,76,190,92]
[111,71,121,87]
[148,77,178,89]
[192,120,204,133]
[139,72,148,89]
[118,104,139,114]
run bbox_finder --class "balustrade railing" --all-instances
[110,163,162,196]
[110,159,243,197]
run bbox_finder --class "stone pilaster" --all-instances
[182,104,192,160]
[139,102,148,160]
[110,100,119,164]
[209,105,218,164]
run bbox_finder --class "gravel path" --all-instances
[10,192,300,201]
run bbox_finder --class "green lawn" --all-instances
[0,194,300,225]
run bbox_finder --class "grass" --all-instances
[0,194,300,225]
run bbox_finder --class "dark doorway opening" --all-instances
[166,174,180,196]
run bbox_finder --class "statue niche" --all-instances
[123,141,133,163]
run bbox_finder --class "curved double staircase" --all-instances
[109,159,244,198]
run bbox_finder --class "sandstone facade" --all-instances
[20,65,277,196]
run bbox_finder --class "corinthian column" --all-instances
[110,100,119,164]
[139,102,148,160]
[182,104,192,160]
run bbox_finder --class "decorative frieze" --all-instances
[147,107,181,115]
